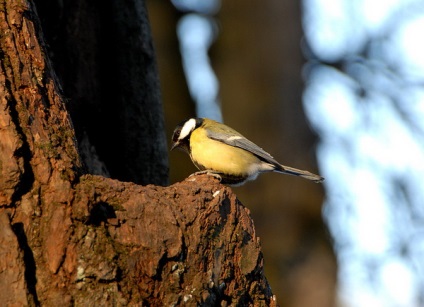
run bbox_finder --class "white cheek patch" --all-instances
[179,118,197,140]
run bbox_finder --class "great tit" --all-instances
[171,118,324,185]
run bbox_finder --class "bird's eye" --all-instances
[172,130,181,142]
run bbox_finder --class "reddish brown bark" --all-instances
[69,174,277,305]
[0,0,276,305]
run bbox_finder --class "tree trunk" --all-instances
[34,0,169,186]
[0,0,277,305]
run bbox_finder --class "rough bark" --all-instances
[0,0,276,305]
[70,174,277,306]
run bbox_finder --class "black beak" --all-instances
[171,141,179,151]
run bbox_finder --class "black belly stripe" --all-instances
[219,174,248,185]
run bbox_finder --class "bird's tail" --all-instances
[276,164,324,183]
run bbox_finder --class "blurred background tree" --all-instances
[148,0,424,306]
[302,0,424,306]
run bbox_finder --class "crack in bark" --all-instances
[12,222,40,306]
[86,202,116,226]
[2,74,35,207]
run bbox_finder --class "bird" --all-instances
[171,118,324,186]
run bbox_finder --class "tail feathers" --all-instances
[276,165,324,183]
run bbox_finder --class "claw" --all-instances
[189,170,222,182]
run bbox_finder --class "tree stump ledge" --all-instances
[1,174,277,306]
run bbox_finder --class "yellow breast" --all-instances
[189,128,261,176]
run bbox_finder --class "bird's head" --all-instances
[171,118,202,152]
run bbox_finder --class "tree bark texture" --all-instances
[0,0,276,305]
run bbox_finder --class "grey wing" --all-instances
[206,128,281,166]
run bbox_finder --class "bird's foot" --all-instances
[189,171,222,182]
